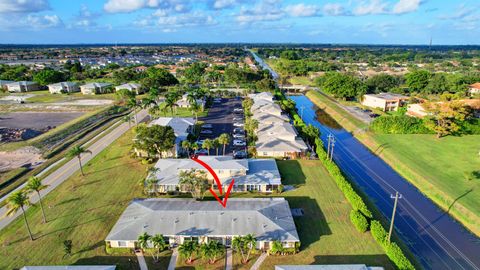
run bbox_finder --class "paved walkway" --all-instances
[168,248,178,270]
[0,110,148,231]
[250,252,267,270]
[225,248,233,270]
[136,250,148,270]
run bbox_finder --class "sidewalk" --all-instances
[250,252,267,270]
[168,248,178,270]
[225,248,233,270]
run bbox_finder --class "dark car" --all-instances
[233,128,245,134]
[369,113,380,118]
[233,150,247,159]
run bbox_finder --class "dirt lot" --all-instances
[0,112,84,130]
[0,146,44,172]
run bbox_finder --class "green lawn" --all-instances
[0,130,151,270]
[254,160,394,270]
[373,134,480,235]
[158,102,208,118]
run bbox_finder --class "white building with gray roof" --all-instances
[80,82,112,95]
[48,82,80,94]
[148,156,281,193]
[6,81,39,92]
[147,117,195,158]
[115,83,143,94]
[106,198,299,250]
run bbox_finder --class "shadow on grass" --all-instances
[75,255,139,270]
[54,197,81,207]
[35,216,108,240]
[49,199,131,221]
[85,161,139,175]
[286,196,331,249]
[312,254,394,270]
[277,160,306,186]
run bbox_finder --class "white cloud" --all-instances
[392,0,421,14]
[353,0,388,16]
[235,0,284,24]
[284,3,320,17]
[323,3,348,16]
[134,10,216,29]
[0,0,49,13]
[104,0,191,13]
[26,14,62,28]
[212,0,236,9]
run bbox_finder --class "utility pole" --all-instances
[388,191,403,243]
[329,137,336,161]
[300,105,305,119]
[327,134,333,158]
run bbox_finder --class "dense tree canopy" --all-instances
[405,70,432,92]
[33,69,66,85]
[366,74,402,94]
[140,67,178,92]
[133,124,176,158]
[319,72,367,99]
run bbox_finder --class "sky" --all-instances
[0,0,479,45]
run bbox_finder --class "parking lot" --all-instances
[198,97,246,156]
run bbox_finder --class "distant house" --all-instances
[361,93,409,112]
[134,66,148,73]
[0,80,15,91]
[468,83,480,96]
[106,198,299,250]
[148,156,281,193]
[407,99,480,119]
[275,265,384,270]
[406,103,428,118]
[177,94,205,109]
[115,83,143,95]
[48,82,80,94]
[80,82,112,95]
[5,81,39,93]
[248,92,274,102]
[147,117,195,158]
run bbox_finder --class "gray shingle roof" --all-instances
[106,198,299,242]
[224,159,281,186]
[149,117,195,137]
[275,265,384,270]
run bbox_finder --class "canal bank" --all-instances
[290,95,480,270]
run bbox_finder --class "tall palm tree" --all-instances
[5,191,33,240]
[191,142,200,154]
[67,146,92,176]
[178,240,199,264]
[179,169,209,200]
[202,139,213,156]
[123,114,134,128]
[126,97,140,124]
[190,102,201,123]
[218,133,231,156]
[151,234,167,262]
[200,241,224,264]
[232,236,246,263]
[26,176,49,223]
[138,232,151,251]
[213,138,220,156]
[243,234,256,262]
[181,140,191,157]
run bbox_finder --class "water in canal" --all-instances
[290,95,480,270]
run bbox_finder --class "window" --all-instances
[118,241,127,247]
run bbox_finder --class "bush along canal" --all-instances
[289,95,480,270]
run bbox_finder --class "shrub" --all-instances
[370,115,432,134]
[350,210,369,232]
[370,220,388,245]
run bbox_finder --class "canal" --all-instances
[290,95,480,270]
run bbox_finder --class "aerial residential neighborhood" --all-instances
[1,1,480,270]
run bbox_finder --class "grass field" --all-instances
[0,130,150,270]
[158,102,208,118]
[306,90,480,236]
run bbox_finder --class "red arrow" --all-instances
[191,156,234,208]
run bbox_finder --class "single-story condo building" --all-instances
[115,83,143,95]
[148,117,195,158]
[147,156,281,193]
[0,80,15,90]
[256,122,308,158]
[275,265,384,270]
[361,93,409,112]
[5,81,39,92]
[106,198,299,250]
[48,82,80,94]
[80,82,112,95]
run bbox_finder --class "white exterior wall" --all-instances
[361,95,387,111]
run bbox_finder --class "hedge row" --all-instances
[276,90,415,269]
[350,209,369,233]
[371,220,415,270]
[370,115,432,134]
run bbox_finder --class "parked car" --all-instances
[233,150,247,159]
[233,128,245,134]
[194,149,209,156]
[233,122,244,127]
[233,140,246,146]
[369,113,380,118]
[202,124,213,129]
[233,108,243,112]
[195,140,205,145]
[233,117,243,122]
[213,98,222,103]
[200,130,213,134]
[233,133,245,139]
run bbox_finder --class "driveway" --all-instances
[198,98,244,155]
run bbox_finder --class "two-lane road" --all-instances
[0,110,148,231]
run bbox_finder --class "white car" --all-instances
[233,108,243,112]
[233,134,245,139]
[202,124,213,128]
[195,140,205,145]
[233,122,244,127]
[233,140,246,146]
[233,117,243,122]
[200,130,213,134]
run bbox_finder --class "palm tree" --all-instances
[191,142,200,154]
[213,138,220,156]
[5,191,33,240]
[179,169,209,200]
[26,176,49,223]
[67,146,92,176]
[218,133,231,156]
[190,102,201,123]
[126,97,140,124]
[164,95,178,116]
[138,232,151,250]
[151,234,168,262]
[202,139,213,156]
[232,235,256,263]
[232,236,246,263]
[200,241,224,264]
[181,140,191,157]
[123,114,134,128]
[243,234,256,262]
[179,240,199,264]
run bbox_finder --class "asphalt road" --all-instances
[199,98,244,155]
[0,110,148,231]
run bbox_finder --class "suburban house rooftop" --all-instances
[48,82,78,87]
[364,93,409,101]
[149,117,195,138]
[6,81,37,86]
[275,265,384,270]
[106,198,299,242]
[81,82,112,88]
